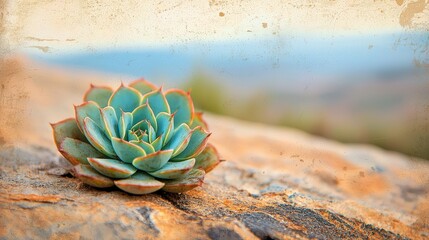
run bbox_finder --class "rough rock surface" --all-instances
[1,58,428,239]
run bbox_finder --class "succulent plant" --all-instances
[51,79,221,194]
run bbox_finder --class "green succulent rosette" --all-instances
[51,79,221,194]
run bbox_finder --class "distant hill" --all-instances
[27,32,427,88]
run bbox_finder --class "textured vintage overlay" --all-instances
[0,1,428,51]
[1,1,429,239]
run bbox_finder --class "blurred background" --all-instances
[1,1,428,159]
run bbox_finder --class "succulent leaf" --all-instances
[151,135,163,151]
[111,137,146,163]
[88,158,137,179]
[132,149,173,172]
[51,118,87,148]
[147,124,157,142]
[75,101,103,132]
[129,79,157,95]
[108,85,142,118]
[190,112,209,130]
[165,89,194,126]
[130,140,155,154]
[141,88,170,116]
[83,85,113,107]
[82,117,116,158]
[132,104,157,130]
[128,130,139,142]
[131,119,151,133]
[73,164,115,188]
[148,158,195,179]
[132,120,157,142]
[163,123,192,158]
[140,130,150,142]
[173,127,211,160]
[100,106,119,138]
[119,112,133,139]
[162,169,205,193]
[155,112,174,145]
[193,144,221,173]
[114,172,164,195]
[60,137,105,165]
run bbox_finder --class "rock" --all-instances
[0,57,428,239]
